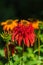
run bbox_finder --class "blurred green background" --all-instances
[0,0,43,21]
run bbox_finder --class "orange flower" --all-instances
[1,19,18,31]
[32,20,43,29]
[32,21,39,29]
[20,20,30,26]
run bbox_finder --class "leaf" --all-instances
[13,55,20,61]
[22,56,27,62]
[15,46,22,51]
[40,45,43,48]
[39,34,43,43]
[5,61,14,65]
[34,45,43,53]
[26,60,42,65]
[14,62,19,65]
[0,61,4,65]
[27,48,33,54]
[0,32,11,43]
[0,49,4,56]
[9,60,14,65]
[34,49,38,53]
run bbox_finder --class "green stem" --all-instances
[38,30,40,57]
[34,37,37,52]
[37,30,40,65]
[23,43,24,65]
[38,35,40,57]
[7,43,10,65]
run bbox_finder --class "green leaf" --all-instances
[39,34,43,43]
[27,48,33,54]
[0,61,4,65]
[26,60,42,65]
[0,32,11,43]
[15,46,22,51]
[9,60,14,65]
[5,61,14,65]
[0,49,4,56]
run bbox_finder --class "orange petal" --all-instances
[32,22,39,29]
[3,25,7,30]
[1,22,7,26]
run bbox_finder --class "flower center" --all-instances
[23,21,27,24]
[7,20,12,25]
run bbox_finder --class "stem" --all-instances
[23,43,24,53]
[38,35,40,57]
[37,30,40,65]
[23,43,24,65]
[34,37,37,51]
[7,43,10,65]
[38,30,40,57]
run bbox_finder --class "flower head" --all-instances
[32,20,43,29]
[12,24,35,47]
[1,19,18,31]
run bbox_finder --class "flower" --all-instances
[12,24,35,47]
[32,21,39,29]
[20,20,30,26]
[1,19,18,31]
[32,20,43,29]
[19,19,43,30]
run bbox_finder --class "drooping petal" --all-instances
[28,33,35,46]
[3,25,7,30]
[23,36,30,47]
[1,21,7,26]
[18,34,23,46]
[12,31,18,41]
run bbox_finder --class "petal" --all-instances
[12,34,16,41]
[15,33,23,46]
[28,33,35,46]
[12,31,18,41]
[3,25,7,31]
[18,35,23,46]
[1,22,7,26]
[23,37,30,47]
[7,25,10,31]
[15,34,19,41]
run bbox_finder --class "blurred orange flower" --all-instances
[32,20,43,29]
[1,19,18,31]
